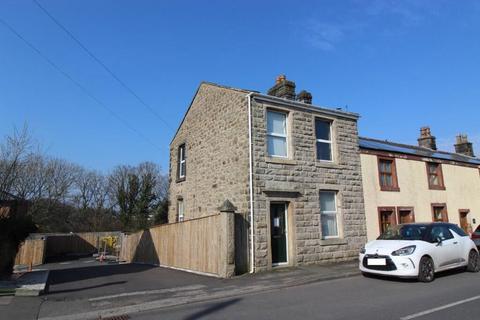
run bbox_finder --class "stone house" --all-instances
[169,76,367,273]
[360,128,480,241]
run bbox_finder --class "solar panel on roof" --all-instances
[359,138,480,165]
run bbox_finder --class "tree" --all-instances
[109,162,168,231]
[0,125,32,198]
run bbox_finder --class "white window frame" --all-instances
[315,118,333,162]
[266,110,288,158]
[177,199,184,222]
[320,191,339,239]
[178,144,186,179]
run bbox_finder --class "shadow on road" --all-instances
[48,263,155,285]
[182,298,241,320]
[48,280,127,295]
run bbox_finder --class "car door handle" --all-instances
[453,241,458,244]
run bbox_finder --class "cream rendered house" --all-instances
[360,127,480,241]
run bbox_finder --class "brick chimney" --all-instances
[267,75,296,100]
[454,134,475,157]
[417,127,437,150]
[296,90,312,104]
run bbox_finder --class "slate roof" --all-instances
[359,136,480,166]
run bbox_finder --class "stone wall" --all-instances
[250,97,367,271]
[168,83,250,223]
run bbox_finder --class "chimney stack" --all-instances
[454,134,475,157]
[296,90,312,104]
[267,75,296,100]
[417,127,437,150]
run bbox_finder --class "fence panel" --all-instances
[120,212,235,277]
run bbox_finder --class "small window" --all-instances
[432,204,448,222]
[178,144,186,180]
[177,199,184,222]
[320,191,338,238]
[377,157,399,191]
[397,207,415,224]
[267,110,288,158]
[378,207,396,234]
[315,119,332,161]
[426,163,445,190]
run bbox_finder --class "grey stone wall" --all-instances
[168,83,250,224]
[250,98,367,271]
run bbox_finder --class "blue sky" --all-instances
[1,0,479,173]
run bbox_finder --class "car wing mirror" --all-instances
[435,237,443,246]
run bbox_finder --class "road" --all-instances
[133,269,480,320]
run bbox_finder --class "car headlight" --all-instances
[391,245,416,256]
[360,247,366,254]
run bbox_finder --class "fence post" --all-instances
[219,200,236,278]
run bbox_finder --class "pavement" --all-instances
[0,257,360,320]
[0,270,49,297]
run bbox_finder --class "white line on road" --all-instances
[400,295,480,320]
[88,284,207,301]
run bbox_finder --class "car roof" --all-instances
[399,222,456,228]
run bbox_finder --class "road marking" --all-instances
[59,262,71,265]
[88,284,207,302]
[400,295,480,320]
[83,260,95,263]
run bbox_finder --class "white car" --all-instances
[359,222,480,282]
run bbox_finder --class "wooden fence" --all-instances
[14,231,121,266]
[14,238,46,267]
[120,211,236,278]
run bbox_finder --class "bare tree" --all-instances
[0,125,32,198]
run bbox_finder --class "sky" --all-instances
[1,0,480,173]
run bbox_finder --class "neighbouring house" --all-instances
[360,128,480,241]
[169,75,367,273]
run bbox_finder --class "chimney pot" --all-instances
[275,74,286,85]
[417,126,437,150]
[454,134,475,157]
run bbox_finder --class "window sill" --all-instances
[176,177,186,183]
[380,186,400,192]
[319,238,347,246]
[428,185,446,191]
[265,157,297,165]
[315,160,340,169]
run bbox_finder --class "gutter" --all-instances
[246,92,255,274]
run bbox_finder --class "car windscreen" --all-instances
[378,225,428,240]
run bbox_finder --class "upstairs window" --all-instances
[320,191,339,238]
[178,144,186,180]
[426,162,445,190]
[315,119,332,161]
[377,157,399,191]
[267,110,288,158]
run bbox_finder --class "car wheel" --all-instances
[418,256,435,282]
[466,250,480,272]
